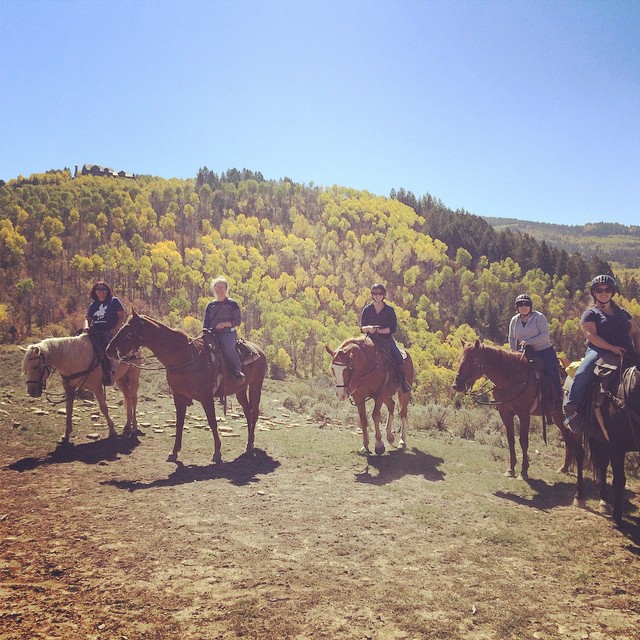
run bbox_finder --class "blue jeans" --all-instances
[566,347,602,408]
[216,331,242,374]
[537,346,563,398]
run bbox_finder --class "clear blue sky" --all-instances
[1,0,638,226]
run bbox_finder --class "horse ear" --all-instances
[131,307,139,318]
[460,339,467,348]
[19,346,28,353]
[474,339,480,349]
[324,345,335,357]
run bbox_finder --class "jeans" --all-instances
[537,346,563,398]
[216,330,242,374]
[566,347,602,408]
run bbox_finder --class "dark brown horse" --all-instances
[325,336,414,455]
[453,339,582,480]
[576,364,640,527]
[106,309,267,463]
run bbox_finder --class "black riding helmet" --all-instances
[515,294,533,308]
[590,274,617,294]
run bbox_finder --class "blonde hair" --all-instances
[210,276,229,294]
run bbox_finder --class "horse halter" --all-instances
[112,317,145,359]
[27,352,54,392]
[331,351,353,393]
[454,349,484,393]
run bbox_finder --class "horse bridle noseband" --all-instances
[27,352,55,392]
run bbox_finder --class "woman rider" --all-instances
[84,281,126,385]
[359,283,411,393]
[564,274,640,432]
[508,293,563,409]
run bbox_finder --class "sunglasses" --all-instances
[516,302,531,307]
[95,287,108,292]
[594,287,612,294]
[372,292,385,297]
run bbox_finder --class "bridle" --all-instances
[454,349,485,393]
[26,352,55,392]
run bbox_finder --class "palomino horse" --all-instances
[106,309,267,463]
[452,339,582,480]
[325,336,414,455]
[20,335,141,442]
[574,364,640,527]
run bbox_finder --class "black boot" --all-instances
[397,362,411,393]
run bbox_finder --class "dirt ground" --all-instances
[1,345,640,640]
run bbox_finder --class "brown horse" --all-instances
[20,335,141,442]
[452,339,582,480]
[325,335,414,455]
[106,309,267,463]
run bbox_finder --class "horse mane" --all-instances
[21,335,88,374]
[140,314,197,343]
[481,343,528,378]
[337,335,372,351]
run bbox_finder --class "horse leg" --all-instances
[499,408,517,477]
[357,402,371,454]
[94,383,117,439]
[168,394,188,463]
[384,397,395,446]
[610,448,626,528]
[235,387,254,455]
[61,382,76,443]
[556,415,574,474]
[118,367,140,438]
[517,414,531,480]
[372,399,385,456]
[592,441,612,515]
[573,436,586,508]
[397,394,409,449]
[202,398,222,463]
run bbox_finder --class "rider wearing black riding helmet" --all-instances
[508,293,563,408]
[360,283,411,393]
[564,274,640,432]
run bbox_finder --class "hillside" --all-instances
[2,167,640,403]
[483,216,640,269]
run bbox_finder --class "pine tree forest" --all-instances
[2,167,639,404]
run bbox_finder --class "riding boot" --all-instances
[397,362,411,393]
[102,358,113,386]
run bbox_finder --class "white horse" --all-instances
[20,334,141,443]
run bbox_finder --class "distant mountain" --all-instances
[483,217,640,269]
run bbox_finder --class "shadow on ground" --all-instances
[5,436,141,472]
[354,446,445,485]
[102,448,280,491]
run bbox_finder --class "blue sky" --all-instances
[1,0,638,226]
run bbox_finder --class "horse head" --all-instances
[20,344,54,397]
[325,343,355,401]
[106,308,145,360]
[452,339,484,393]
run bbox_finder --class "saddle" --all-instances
[521,345,560,417]
[87,328,114,385]
[203,332,261,367]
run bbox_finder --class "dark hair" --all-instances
[370,283,387,295]
[90,281,113,301]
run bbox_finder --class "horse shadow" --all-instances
[354,447,445,486]
[6,437,141,472]
[495,477,640,553]
[102,448,280,491]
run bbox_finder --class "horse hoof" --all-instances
[387,433,395,445]
[57,438,73,448]
[517,473,528,481]
[398,439,406,449]
[212,454,222,464]
[573,498,587,508]
[599,500,613,515]
[504,470,516,478]
[375,444,385,456]
[167,453,178,463]
[557,466,570,475]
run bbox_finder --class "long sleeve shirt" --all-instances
[508,310,553,352]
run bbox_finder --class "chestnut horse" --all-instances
[453,339,583,480]
[325,335,413,455]
[20,335,141,442]
[106,310,267,463]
